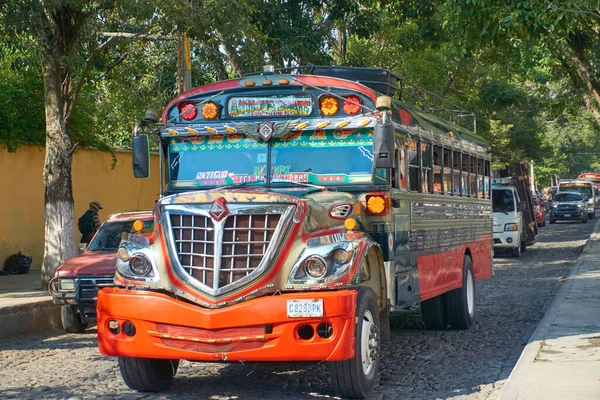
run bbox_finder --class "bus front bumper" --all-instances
[97,287,357,362]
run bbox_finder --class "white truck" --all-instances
[492,178,526,257]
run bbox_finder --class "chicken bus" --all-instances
[96,65,493,399]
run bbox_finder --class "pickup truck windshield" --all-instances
[553,193,582,202]
[88,220,153,251]
[167,129,375,189]
[492,189,515,212]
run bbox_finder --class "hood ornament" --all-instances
[209,197,229,221]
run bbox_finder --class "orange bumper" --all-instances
[97,287,357,362]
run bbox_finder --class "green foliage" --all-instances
[0,59,45,151]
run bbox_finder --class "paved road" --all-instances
[0,219,594,400]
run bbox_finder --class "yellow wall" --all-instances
[0,144,160,269]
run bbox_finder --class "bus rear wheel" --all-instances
[421,295,447,329]
[329,287,380,399]
[446,256,475,329]
[118,357,179,392]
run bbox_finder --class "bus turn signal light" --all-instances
[320,96,339,116]
[344,218,357,230]
[366,194,390,215]
[201,101,219,120]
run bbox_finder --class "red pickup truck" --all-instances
[49,211,153,333]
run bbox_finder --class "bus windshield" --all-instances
[559,182,593,199]
[167,129,374,188]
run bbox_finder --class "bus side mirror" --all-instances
[132,134,150,178]
[373,122,394,168]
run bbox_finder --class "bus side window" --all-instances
[394,144,407,189]
[461,153,470,196]
[433,145,442,194]
[408,139,419,192]
[453,150,462,195]
[485,159,491,198]
[443,147,452,194]
[421,142,432,193]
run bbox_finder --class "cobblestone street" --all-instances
[0,220,594,400]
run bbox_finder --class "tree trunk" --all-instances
[40,55,78,289]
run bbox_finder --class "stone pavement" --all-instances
[499,219,600,399]
[0,273,61,339]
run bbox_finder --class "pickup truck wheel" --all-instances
[511,245,521,258]
[520,239,527,253]
[61,305,88,333]
[446,256,475,329]
[329,287,379,399]
[118,357,179,392]
[421,295,447,329]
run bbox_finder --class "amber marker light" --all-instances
[320,96,339,116]
[201,102,219,120]
[366,194,390,215]
[132,220,145,232]
[344,218,357,230]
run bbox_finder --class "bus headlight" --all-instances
[288,242,357,284]
[304,256,328,279]
[129,255,152,276]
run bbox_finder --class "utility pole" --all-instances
[177,30,192,94]
[530,160,535,192]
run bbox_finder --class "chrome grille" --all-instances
[167,205,290,296]
[78,276,115,301]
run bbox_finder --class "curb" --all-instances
[498,218,600,399]
[0,300,62,339]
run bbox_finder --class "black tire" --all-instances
[61,305,88,333]
[582,217,588,223]
[511,245,521,258]
[549,218,556,224]
[446,256,475,329]
[542,219,546,227]
[520,239,527,253]
[421,295,447,329]
[118,357,179,392]
[329,287,380,399]
[590,212,595,220]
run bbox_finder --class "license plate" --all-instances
[564,214,571,217]
[287,299,323,318]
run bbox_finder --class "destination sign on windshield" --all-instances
[228,94,312,118]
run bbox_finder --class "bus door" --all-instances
[390,136,413,307]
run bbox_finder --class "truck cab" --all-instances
[492,178,525,257]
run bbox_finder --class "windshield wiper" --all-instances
[270,179,329,192]
[217,178,267,190]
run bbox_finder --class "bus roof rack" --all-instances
[244,64,476,134]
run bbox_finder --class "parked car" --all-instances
[532,195,546,227]
[49,211,153,333]
[549,192,589,224]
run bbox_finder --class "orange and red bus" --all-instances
[94,66,493,398]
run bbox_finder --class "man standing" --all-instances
[78,201,102,246]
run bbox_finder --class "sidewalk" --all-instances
[500,219,600,399]
[0,273,61,338]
